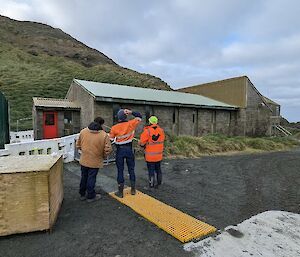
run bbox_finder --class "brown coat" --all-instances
[76,128,112,168]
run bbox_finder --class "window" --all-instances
[64,111,72,124]
[193,113,195,123]
[45,113,55,125]
[275,106,280,116]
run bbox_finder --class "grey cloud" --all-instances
[0,0,299,121]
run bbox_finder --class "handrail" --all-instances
[273,125,292,136]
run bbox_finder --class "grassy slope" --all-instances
[0,43,170,130]
[0,15,171,130]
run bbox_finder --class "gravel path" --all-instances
[1,148,299,257]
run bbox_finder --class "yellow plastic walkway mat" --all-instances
[109,188,217,242]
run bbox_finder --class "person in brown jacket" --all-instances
[76,117,112,202]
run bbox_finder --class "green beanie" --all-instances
[149,116,158,124]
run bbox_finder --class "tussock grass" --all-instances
[160,134,300,158]
[293,131,300,139]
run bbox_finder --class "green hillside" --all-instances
[0,15,171,130]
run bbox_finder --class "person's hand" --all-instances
[124,109,132,115]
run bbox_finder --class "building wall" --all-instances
[177,76,276,137]
[94,102,154,134]
[72,112,81,134]
[35,109,44,139]
[74,96,240,138]
[216,110,231,135]
[178,76,247,108]
[245,81,272,136]
[152,106,176,135]
[268,103,280,117]
[57,112,64,138]
[94,102,114,130]
[34,108,81,140]
[197,109,214,135]
[178,107,195,136]
[66,82,94,128]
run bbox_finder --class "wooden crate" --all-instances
[0,155,63,236]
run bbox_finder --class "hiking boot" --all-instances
[86,194,101,203]
[130,181,136,195]
[115,183,124,198]
[149,176,155,188]
[80,195,86,201]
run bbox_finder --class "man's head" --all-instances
[149,116,158,125]
[94,117,104,126]
[117,109,127,122]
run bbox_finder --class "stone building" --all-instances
[65,79,238,137]
[32,77,279,139]
[178,76,278,136]
[32,98,81,140]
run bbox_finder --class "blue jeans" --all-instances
[147,161,162,186]
[79,165,99,199]
[116,145,135,184]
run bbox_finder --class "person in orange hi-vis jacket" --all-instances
[139,116,165,189]
[109,109,142,198]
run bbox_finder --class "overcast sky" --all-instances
[1,0,299,121]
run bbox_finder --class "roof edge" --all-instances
[178,75,248,90]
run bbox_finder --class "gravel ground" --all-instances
[0,148,299,257]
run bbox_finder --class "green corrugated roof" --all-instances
[73,79,237,109]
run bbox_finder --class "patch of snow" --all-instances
[184,211,300,257]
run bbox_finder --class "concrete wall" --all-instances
[66,82,94,128]
[94,101,152,134]
[35,109,44,140]
[80,98,237,138]
[152,106,176,135]
[178,107,194,136]
[72,112,81,134]
[197,109,213,135]
[245,81,272,136]
[94,102,113,129]
[216,110,231,135]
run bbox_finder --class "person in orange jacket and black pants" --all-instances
[139,116,165,189]
[109,109,142,198]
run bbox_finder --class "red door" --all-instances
[43,112,58,139]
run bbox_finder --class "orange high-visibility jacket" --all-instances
[109,119,141,145]
[139,124,165,162]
